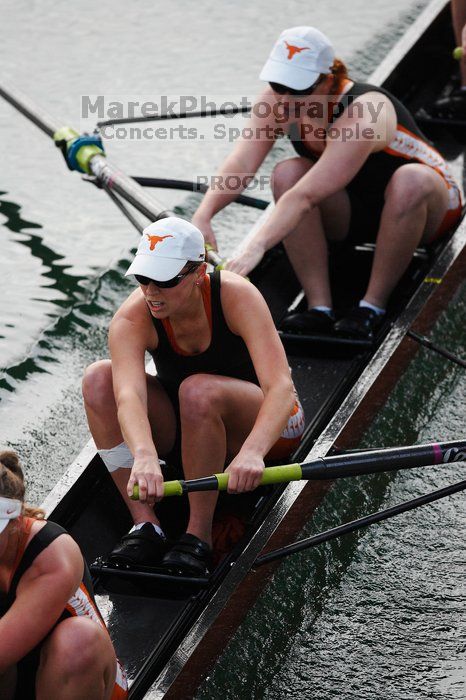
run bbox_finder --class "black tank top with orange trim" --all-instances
[0,520,98,622]
[0,519,107,700]
[150,270,259,398]
[290,82,458,200]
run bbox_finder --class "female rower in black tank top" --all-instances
[0,451,127,700]
[192,26,462,340]
[82,217,304,575]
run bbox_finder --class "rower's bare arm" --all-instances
[109,294,164,500]
[109,294,155,454]
[192,90,277,247]
[226,96,396,275]
[0,535,82,672]
[221,272,295,490]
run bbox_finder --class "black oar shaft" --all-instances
[301,440,466,480]
[131,176,269,211]
[103,186,145,234]
[143,440,466,500]
[408,330,466,369]
[255,479,466,566]
[97,105,251,127]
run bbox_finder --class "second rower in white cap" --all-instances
[193,26,462,340]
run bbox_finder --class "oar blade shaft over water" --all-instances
[130,440,466,500]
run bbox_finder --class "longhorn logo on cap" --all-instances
[284,42,310,60]
[146,234,174,251]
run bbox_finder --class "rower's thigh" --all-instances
[218,379,265,455]
[178,374,264,454]
[272,156,351,240]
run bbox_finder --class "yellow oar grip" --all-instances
[130,463,303,500]
[130,480,189,500]
[260,463,303,485]
[215,464,302,491]
[130,481,184,500]
[199,463,304,491]
[453,47,464,60]
[211,464,303,490]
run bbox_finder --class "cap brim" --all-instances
[125,255,187,282]
[260,59,320,90]
[0,518,10,534]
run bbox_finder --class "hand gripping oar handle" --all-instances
[131,463,303,499]
[204,243,252,280]
[130,440,466,500]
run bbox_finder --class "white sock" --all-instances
[130,521,166,539]
[311,305,334,317]
[359,299,385,316]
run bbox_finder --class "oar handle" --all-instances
[215,463,302,491]
[204,243,226,269]
[204,244,251,280]
[453,46,464,60]
[130,463,303,500]
[129,440,466,500]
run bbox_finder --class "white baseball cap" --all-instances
[260,26,335,90]
[125,217,205,282]
[0,496,22,534]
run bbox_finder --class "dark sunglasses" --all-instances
[269,76,323,96]
[135,262,200,289]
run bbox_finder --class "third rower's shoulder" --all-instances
[335,86,397,148]
[18,519,83,593]
[341,88,395,121]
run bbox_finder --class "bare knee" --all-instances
[272,158,312,200]
[82,360,113,411]
[384,166,438,215]
[40,618,113,679]
[178,375,219,421]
